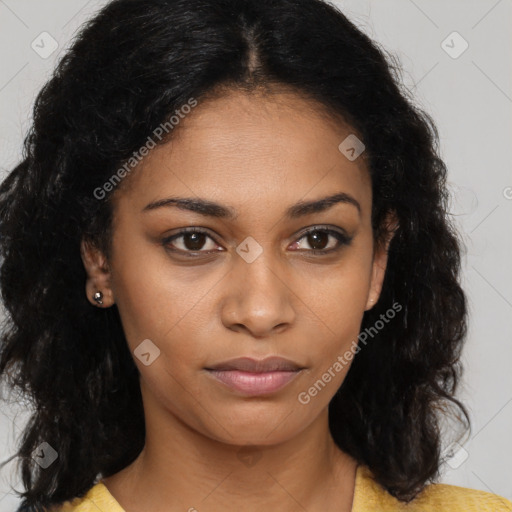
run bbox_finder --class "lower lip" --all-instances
[206,369,302,395]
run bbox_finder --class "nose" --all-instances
[220,248,296,338]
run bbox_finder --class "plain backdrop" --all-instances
[1,0,511,509]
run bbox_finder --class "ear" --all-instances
[364,211,399,311]
[80,237,115,308]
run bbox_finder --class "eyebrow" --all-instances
[142,192,361,219]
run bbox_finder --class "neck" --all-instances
[103,380,358,512]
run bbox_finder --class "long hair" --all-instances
[0,0,469,509]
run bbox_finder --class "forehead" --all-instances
[111,89,371,219]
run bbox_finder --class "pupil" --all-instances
[308,231,328,250]
[185,232,205,251]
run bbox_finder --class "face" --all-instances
[81,88,393,446]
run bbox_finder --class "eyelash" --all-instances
[162,225,353,258]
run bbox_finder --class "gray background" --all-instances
[1,0,511,509]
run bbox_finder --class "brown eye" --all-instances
[163,228,221,255]
[181,232,207,251]
[292,227,352,255]
[306,230,330,251]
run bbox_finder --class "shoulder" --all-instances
[412,482,512,511]
[47,482,125,512]
[353,464,512,512]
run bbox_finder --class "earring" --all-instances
[93,291,103,305]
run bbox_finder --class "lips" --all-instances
[205,356,303,373]
[205,356,305,396]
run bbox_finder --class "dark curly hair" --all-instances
[0,0,471,509]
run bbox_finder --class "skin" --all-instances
[81,88,397,512]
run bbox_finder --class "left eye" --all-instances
[291,228,351,254]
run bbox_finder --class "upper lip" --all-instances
[206,356,303,373]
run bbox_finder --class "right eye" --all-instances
[162,228,223,256]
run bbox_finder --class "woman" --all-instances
[0,0,510,511]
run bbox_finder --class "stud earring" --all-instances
[93,291,103,305]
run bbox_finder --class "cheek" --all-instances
[108,228,179,350]
[109,237,212,377]
[318,253,372,317]
[111,268,169,351]
[307,252,372,360]
[298,276,370,405]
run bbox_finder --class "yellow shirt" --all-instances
[53,463,512,511]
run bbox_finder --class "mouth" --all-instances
[204,356,305,396]
[205,369,303,395]
[205,355,303,372]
